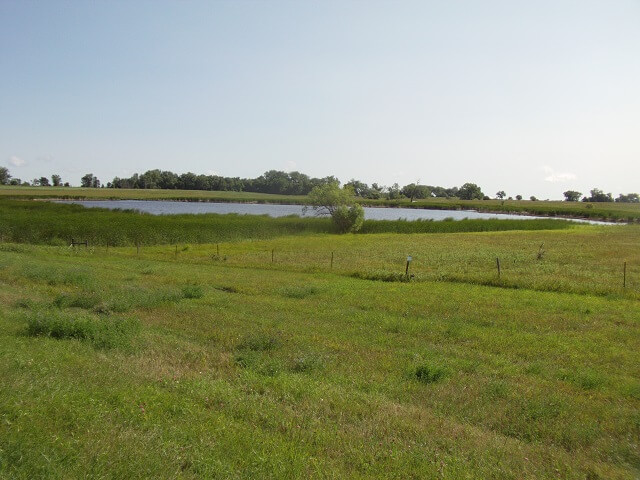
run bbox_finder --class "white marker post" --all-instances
[406,255,412,278]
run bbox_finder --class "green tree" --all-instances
[401,182,430,202]
[39,177,51,187]
[515,195,522,200]
[305,183,364,233]
[386,183,403,200]
[615,193,640,203]
[563,190,582,202]
[496,190,506,199]
[51,174,62,187]
[458,183,484,200]
[586,188,613,202]
[0,167,10,185]
[81,173,101,188]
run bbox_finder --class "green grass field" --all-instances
[2,185,639,222]
[1,203,639,478]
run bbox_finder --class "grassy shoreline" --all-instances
[0,199,580,247]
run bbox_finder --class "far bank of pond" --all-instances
[56,199,612,224]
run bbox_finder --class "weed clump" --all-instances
[181,285,204,299]
[290,353,324,373]
[350,271,412,283]
[237,333,280,352]
[53,292,102,310]
[215,285,238,293]
[25,309,139,349]
[279,285,319,299]
[413,363,447,384]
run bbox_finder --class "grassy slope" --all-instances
[1,227,639,478]
[2,186,639,222]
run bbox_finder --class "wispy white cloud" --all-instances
[9,155,26,167]
[206,169,219,176]
[543,166,576,183]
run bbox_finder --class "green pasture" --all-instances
[71,225,640,299]
[1,220,639,478]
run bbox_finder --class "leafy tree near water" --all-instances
[401,183,431,202]
[305,183,364,233]
[81,173,101,188]
[584,188,613,203]
[563,190,582,202]
[0,167,11,185]
[458,183,484,200]
[615,193,639,203]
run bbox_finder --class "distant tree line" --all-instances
[108,169,492,201]
[1,166,637,202]
[0,168,70,187]
[563,189,639,203]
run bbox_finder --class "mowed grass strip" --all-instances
[0,242,638,478]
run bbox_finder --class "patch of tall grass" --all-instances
[0,200,576,246]
[24,309,139,350]
[361,217,575,233]
[0,200,334,245]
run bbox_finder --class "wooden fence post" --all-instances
[496,257,501,278]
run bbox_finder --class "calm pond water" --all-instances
[56,199,606,223]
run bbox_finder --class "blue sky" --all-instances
[1,0,639,198]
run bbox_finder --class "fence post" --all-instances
[271,249,274,263]
[406,255,412,278]
[331,251,334,269]
[496,257,501,278]
[624,262,627,289]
